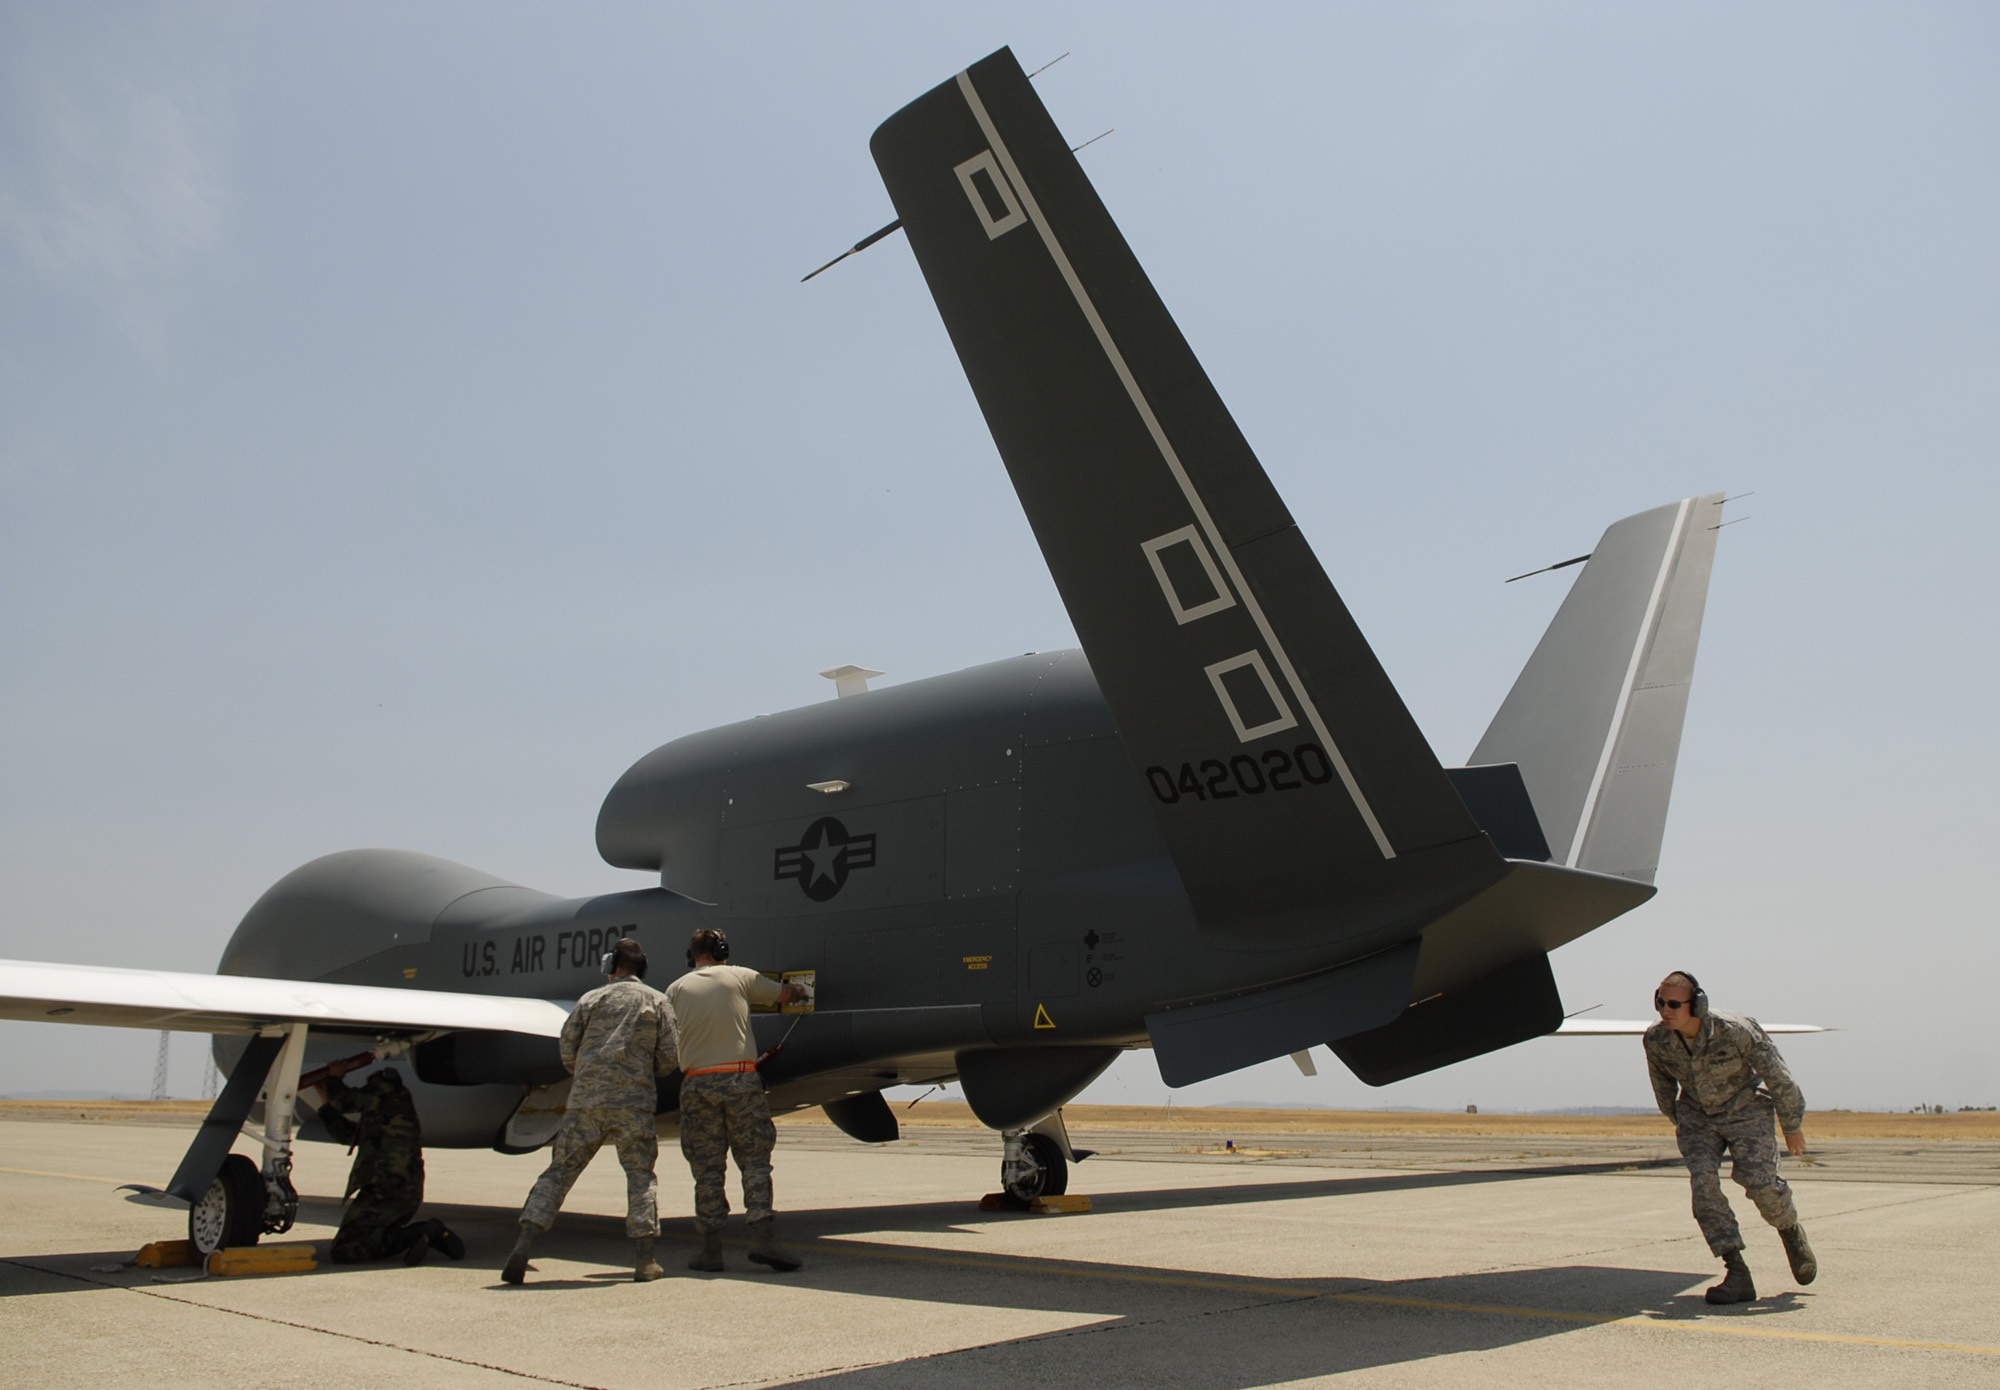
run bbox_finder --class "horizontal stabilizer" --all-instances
[872,49,1501,937]
[0,957,571,1038]
[1332,953,1565,1086]
[1145,941,1418,1087]
[1473,494,1726,882]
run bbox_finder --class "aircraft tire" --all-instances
[1003,1132,1069,1201]
[189,1154,264,1255]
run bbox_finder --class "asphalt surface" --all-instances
[3,1117,1996,1388]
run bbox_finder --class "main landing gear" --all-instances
[189,1154,267,1253]
[185,1023,311,1255]
[1001,1129,1068,1201]
[997,1110,1092,1204]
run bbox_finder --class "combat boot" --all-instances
[1704,1250,1756,1305]
[746,1218,803,1273]
[397,1222,431,1266]
[500,1223,537,1285]
[1779,1224,1817,1285]
[687,1229,724,1272]
[427,1220,466,1261]
[634,1236,666,1282]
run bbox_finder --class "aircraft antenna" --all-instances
[801,220,905,283]
[1025,52,1070,80]
[1504,552,1592,584]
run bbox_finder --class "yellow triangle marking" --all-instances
[1033,1004,1056,1030]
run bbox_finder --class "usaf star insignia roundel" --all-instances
[773,817,878,901]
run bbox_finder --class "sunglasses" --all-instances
[1654,995,1692,1010]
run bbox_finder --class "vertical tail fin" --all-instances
[1470,494,1727,883]
[870,48,1503,937]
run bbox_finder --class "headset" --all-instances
[686,928,730,968]
[600,938,649,980]
[1659,969,1708,1019]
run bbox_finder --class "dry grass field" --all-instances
[4,1097,1992,1140]
[781,1101,2000,1140]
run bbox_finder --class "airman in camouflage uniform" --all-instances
[316,1065,464,1265]
[1645,971,1818,1304]
[665,928,809,1273]
[502,938,678,1284]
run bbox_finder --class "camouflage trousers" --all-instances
[520,1104,660,1238]
[679,1071,777,1234]
[1676,1103,1798,1255]
[330,1189,422,1264]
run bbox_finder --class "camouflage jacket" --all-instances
[561,977,680,1111]
[319,1069,424,1200]
[1644,1008,1806,1135]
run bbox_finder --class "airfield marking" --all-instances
[0,1164,128,1183]
[821,1238,2000,1358]
[953,66,1397,860]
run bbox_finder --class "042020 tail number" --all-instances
[1146,743,1335,804]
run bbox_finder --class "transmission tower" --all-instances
[150,1031,171,1101]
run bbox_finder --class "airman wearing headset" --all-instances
[1645,970,1817,1304]
[665,927,810,1274]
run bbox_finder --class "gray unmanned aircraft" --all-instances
[1,48,1801,1255]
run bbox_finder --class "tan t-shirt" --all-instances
[665,964,783,1073]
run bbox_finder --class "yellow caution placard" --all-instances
[754,969,818,1014]
[781,969,816,1015]
[1033,1003,1056,1030]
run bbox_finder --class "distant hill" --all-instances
[1208,1100,1659,1116]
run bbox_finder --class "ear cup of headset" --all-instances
[1675,970,1709,1019]
[686,929,731,968]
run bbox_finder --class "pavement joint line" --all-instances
[2,1255,609,1389]
[818,1240,2000,1357]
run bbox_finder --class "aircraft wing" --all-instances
[1552,1017,1826,1035]
[0,957,570,1038]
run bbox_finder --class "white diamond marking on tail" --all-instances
[1141,525,1237,625]
[1205,652,1299,743]
[954,150,1028,239]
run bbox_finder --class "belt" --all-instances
[683,1060,759,1077]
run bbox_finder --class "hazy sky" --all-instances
[4,4,1995,1115]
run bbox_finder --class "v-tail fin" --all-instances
[1471,494,1727,883]
[870,48,1501,938]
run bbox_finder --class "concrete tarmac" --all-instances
[2,1117,1996,1388]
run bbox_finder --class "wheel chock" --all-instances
[206,1243,319,1276]
[135,1239,200,1268]
[1029,1195,1091,1215]
[978,1192,1091,1214]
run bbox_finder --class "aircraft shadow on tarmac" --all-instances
[5,1162,1797,1385]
